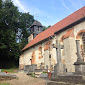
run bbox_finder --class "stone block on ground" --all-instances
[51,74,85,84]
[35,72,42,78]
[74,64,85,75]
[24,64,37,73]
[35,69,42,72]
[40,73,48,78]
[0,72,18,80]
[46,81,75,85]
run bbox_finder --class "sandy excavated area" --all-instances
[0,73,46,85]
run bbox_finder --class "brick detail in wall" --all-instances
[31,51,36,64]
[44,42,51,51]
[60,35,65,42]
[38,46,42,51]
[38,56,42,59]
[76,30,85,39]
[19,64,24,70]
[60,28,74,42]
[38,46,42,59]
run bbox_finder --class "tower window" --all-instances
[38,27,40,31]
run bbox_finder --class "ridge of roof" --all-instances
[31,20,42,27]
[22,6,85,51]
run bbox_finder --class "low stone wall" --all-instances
[0,75,17,80]
[0,73,18,81]
[46,75,85,85]
[24,64,37,72]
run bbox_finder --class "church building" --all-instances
[19,6,85,72]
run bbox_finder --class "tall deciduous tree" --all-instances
[17,12,34,51]
[43,25,51,31]
[0,0,34,68]
[0,0,20,68]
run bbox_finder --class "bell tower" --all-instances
[28,20,43,43]
[30,20,43,38]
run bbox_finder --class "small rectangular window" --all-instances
[38,27,40,31]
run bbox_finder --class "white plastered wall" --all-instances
[23,48,33,65]
[19,21,85,72]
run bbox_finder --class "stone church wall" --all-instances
[74,21,85,38]
[19,21,85,72]
[23,49,33,65]
[19,55,24,70]
[63,37,77,72]
[19,48,33,70]
[54,21,85,72]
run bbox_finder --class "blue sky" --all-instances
[11,0,85,26]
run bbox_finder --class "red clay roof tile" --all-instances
[22,6,85,51]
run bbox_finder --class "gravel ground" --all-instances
[0,73,46,85]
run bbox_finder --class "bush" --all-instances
[42,71,47,73]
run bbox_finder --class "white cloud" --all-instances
[68,0,83,10]
[12,0,42,16]
[11,0,60,26]
[12,0,27,12]
[60,0,72,13]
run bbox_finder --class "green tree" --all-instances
[18,12,34,51]
[0,0,20,68]
[0,0,34,68]
[43,25,51,31]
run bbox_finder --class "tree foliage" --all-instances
[0,0,34,68]
[17,12,34,51]
[0,0,51,68]
[43,25,51,31]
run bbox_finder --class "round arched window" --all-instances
[82,33,85,51]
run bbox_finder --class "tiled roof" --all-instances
[22,6,85,51]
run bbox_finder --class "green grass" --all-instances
[0,83,10,85]
[31,74,35,77]
[42,71,47,73]
[1,68,18,73]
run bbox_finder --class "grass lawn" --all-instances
[1,68,18,73]
[0,83,10,85]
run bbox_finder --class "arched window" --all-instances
[38,46,42,59]
[76,30,85,61]
[82,33,85,52]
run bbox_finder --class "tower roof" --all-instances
[31,20,42,27]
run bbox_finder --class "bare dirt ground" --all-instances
[0,73,46,85]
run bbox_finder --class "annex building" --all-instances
[19,6,85,72]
